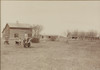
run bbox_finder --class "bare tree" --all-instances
[70,30,79,40]
[78,31,85,40]
[31,24,43,38]
[64,30,71,43]
[72,30,78,37]
[31,24,43,43]
[85,30,97,40]
[89,31,97,37]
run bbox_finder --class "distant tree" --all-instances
[64,30,71,37]
[85,30,97,40]
[31,24,43,38]
[71,30,79,40]
[72,30,79,37]
[89,31,97,37]
[31,24,43,43]
[64,30,71,43]
[78,31,85,40]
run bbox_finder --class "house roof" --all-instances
[8,23,32,28]
[2,23,32,33]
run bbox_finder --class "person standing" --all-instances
[4,36,9,45]
[23,34,31,48]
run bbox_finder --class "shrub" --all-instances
[31,38,40,43]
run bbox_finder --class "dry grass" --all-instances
[1,40,100,70]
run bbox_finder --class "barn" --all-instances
[2,22,32,41]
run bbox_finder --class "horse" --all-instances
[15,38,21,45]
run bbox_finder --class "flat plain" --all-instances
[1,40,100,70]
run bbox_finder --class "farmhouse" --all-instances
[2,22,32,40]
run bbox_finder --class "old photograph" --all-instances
[1,1,100,70]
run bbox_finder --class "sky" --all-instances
[1,1,100,36]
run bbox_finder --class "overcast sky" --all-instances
[1,1,100,35]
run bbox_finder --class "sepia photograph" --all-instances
[1,1,100,70]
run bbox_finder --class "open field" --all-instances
[1,40,100,70]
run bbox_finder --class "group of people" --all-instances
[23,34,31,48]
[4,34,31,48]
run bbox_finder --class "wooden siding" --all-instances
[2,24,10,39]
[9,28,32,40]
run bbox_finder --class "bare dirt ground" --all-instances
[1,40,100,70]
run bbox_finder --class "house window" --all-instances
[14,33,19,38]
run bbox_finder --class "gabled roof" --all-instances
[8,23,32,28]
[2,23,32,33]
